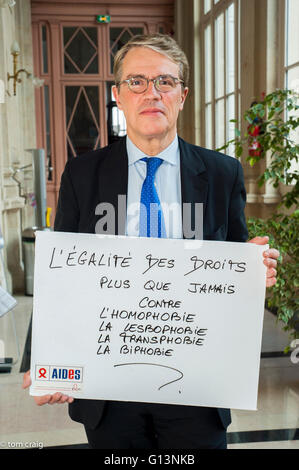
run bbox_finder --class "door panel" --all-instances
[109,26,145,74]
[65,85,101,158]
[106,81,127,145]
[32,3,174,224]
[63,26,99,74]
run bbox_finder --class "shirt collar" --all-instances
[126,134,179,166]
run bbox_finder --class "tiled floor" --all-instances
[0,295,298,450]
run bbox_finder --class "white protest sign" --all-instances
[30,231,267,410]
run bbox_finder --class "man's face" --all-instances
[112,47,188,143]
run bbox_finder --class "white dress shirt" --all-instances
[126,135,183,238]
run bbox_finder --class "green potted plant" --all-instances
[218,89,299,346]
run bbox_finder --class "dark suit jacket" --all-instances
[54,136,248,431]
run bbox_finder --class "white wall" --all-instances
[0,0,36,292]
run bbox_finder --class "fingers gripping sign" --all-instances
[247,236,280,288]
[22,370,74,406]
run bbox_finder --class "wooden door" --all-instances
[31,0,174,223]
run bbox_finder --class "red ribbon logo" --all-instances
[38,367,47,379]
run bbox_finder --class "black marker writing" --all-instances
[99,277,130,289]
[48,246,132,269]
[119,345,173,356]
[114,362,184,391]
[143,280,171,291]
[106,308,195,323]
[142,254,175,275]
[184,257,246,276]
[188,283,235,294]
[138,297,181,309]
[49,247,63,269]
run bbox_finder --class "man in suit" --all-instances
[23,34,279,449]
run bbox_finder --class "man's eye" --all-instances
[158,77,173,86]
[131,78,144,86]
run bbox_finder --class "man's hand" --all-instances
[248,236,280,287]
[22,370,74,405]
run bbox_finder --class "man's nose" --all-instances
[143,80,161,98]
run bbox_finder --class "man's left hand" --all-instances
[248,236,280,287]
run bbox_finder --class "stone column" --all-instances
[262,0,281,204]
[174,0,199,145]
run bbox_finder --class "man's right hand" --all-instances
[22,370,74,405]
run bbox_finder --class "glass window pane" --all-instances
[110,27,124,45]
[286,66,299,148]
[65,86,78,124]
[202,0,239,152]
[286,68,299,176]
[226,93,235,156]
[42,25,48,74]
[205,104,213,149]
[110,27,144,73]
[106,82,126,145]
[215,13,224,98]
[215,98,225,148]
[84,27,97,46]
[205,25,212,103]
[130,27,144,36]
[44,85,52,180]
[65,86,100,158]
[63,26,77,45]
[286,0,299,66]
[64,55,79,74]
[286,65,299,93]
[226,3,235,94]
[85,56,98,74]
[63,27,98,74]
[204,0,211,14]
[85,86,100,124]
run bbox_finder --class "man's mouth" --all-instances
[140,108,165,115]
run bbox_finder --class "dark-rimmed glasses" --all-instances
[117,74,184,94]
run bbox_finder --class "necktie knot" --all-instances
[141,157,163,180]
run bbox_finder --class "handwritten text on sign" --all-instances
[30,232,267,410]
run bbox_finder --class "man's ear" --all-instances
[112,85,123,111]
[179,87,189,111]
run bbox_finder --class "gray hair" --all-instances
[113,33,190,88]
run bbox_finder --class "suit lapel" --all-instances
[96,136,208,238]
[98,137,128,235]
[178,137,209,239]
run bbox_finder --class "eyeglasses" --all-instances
[117,74,184,94]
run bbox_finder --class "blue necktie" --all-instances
[139,157,166,238]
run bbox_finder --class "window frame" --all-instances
[199,0,240,154]
[278,0,299,92]
[278,0,299,181]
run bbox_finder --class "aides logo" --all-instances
[36,365,83,382]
